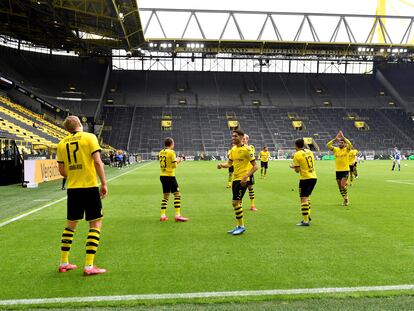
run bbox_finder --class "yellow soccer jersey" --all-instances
[228,145,255,180]
[348,149,358,165]
[332,147,351,171]
[259,150,270,162]
[57,132,101,189]
[248,145,256,159]
[293,149,317,180]
[159,148,177,176]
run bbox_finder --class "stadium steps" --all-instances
[0,119,50,147]
[0,97,67,139]
[0,108,59,143]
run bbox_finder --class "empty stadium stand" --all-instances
[102,105,414,155]
[1,48,413,156]
[0,96,67,153]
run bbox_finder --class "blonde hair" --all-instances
[63,115,81,132]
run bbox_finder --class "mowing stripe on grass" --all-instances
[0,162,153,229]
[386,180,414,185]
[1,284,414,306]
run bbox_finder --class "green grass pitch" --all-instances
[0,160,413,309]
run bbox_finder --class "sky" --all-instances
[137,0,414,44]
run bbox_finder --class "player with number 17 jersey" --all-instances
[57,132,101,189]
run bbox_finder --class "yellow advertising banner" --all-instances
[292,121,302,128]
[24,159,62,184]
[161,120,172,127]
[303,137,313,145]
[354,121,365,128]
[228,120,239,128]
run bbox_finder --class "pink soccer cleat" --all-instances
[250,206,258,211]
[84,266,106,276]
[58,263,77,273]
[175,215,189,222]
[160,215,169,222]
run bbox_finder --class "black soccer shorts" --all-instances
[299,178,317,197]
[261,161,268,169]
[67,187,103,221]
[160,176,179,193]
[336,171,349,180]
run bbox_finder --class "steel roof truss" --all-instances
[343,17,357,43]
[401,18,414,44]
[181,12,206,39]
[257,14,282,41]
[220,12,244,40]
[306,15,320,42]
[144,10,167,38]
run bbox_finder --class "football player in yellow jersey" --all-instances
[159,137,188,222]
[56,116,108,276]
[326,130,353,206]
[259,147,270,178]
[226,145,234,188]
[348,148,359,185]
[290,139,317,226]
[241,134,257,211]
[217,129,258,235]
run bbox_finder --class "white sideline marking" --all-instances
[1,285,414,306]
[0,162,153,228]
[33,199,51,202]
[386,180,414,185]
[0,197,67,228]
[106,161,152,183]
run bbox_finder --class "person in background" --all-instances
[259,147,270,178]
[348,147,359,186]
[391,147,401,171]
[241,134,257,211]
[326,131,352,206]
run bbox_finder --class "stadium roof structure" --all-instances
[141,8,414,61]
[0,0,144,54]
[0,1,414,61]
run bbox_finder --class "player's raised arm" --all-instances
[326,137,336,150]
